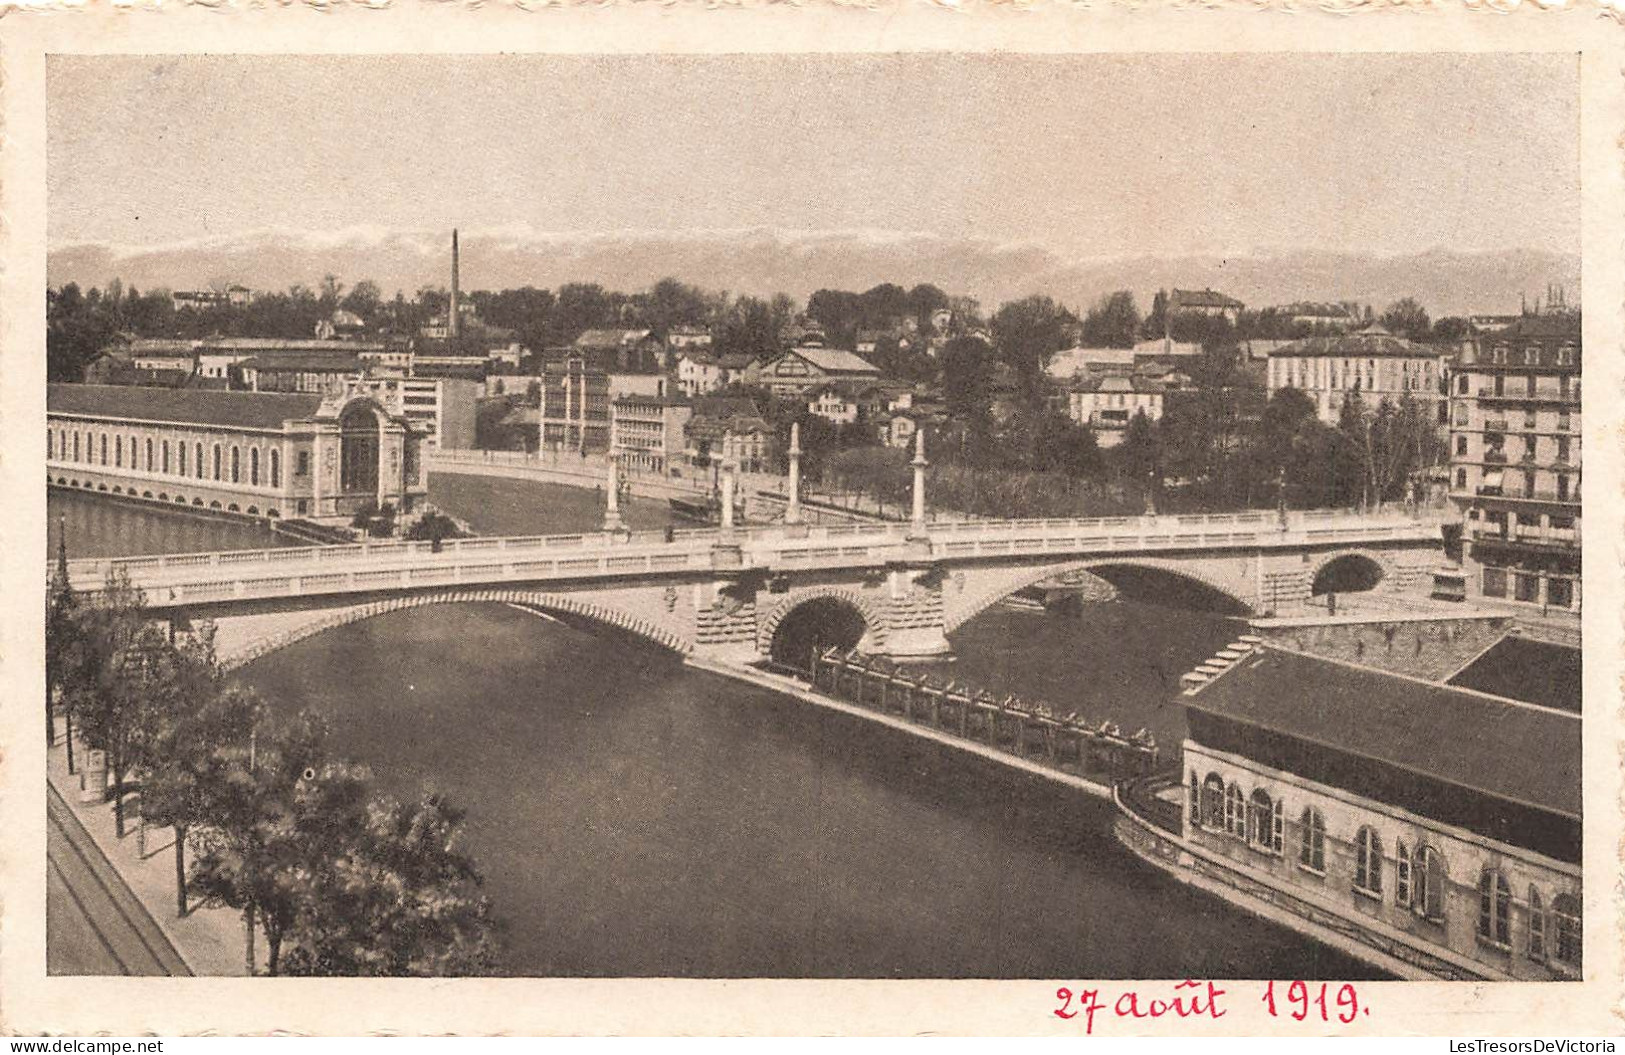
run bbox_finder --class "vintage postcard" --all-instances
[1,4,1621,1037]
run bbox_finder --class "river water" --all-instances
[49,480,1385,979]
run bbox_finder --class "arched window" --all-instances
[1188,772,1200,826]
[73,432,81,462]
[1201,774,1225,830]
[130,435,138,466]
[162,441,170,474]
[1224,783,1245,838]
[1477,869,1511,946]
[114,435,123,467]
[1414,845,1447,922]
[1298,807,1325,872]
[231,446,241,483]
[1528,887,1546,962]
[179,442,187,476]
[270,448,281,488]
[1354,827,1383,895]
[145,438,153,470]
[1247,789,1273,849]
[100,433,108,465]
[213,444,222,481]
[1553,893,1581,967]
[250,447,260,486]
[196,442,205,479]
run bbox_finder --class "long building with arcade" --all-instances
[47,379,429,525]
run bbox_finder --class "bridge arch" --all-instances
[756,586,889,658]
[216,588,693,671]
[1309,549,1393,596]
[944,558,1253,634]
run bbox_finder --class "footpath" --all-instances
[47,719,260,976]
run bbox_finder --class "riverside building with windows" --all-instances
[1445,311,1582,612]
[1266,324,1450,426]
[47,379,429,525]
[1172,643,1580,981]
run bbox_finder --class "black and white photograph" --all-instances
[3,14,1620,1038]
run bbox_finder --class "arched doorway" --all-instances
[339,402,381,497]
[1312,554,1384,596]
[769,597,871,671]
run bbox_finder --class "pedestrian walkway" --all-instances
[47,722,259,976]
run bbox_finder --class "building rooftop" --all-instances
[1073,374,1166,395]
[779,347,881,375]
[49,383,323,430]
[198,338,389,353]
[239,352,363,372]
[1267,325,1443,360]
[1186,645,1580,819]
[1170,288,1244,310]
[574,328,655,350]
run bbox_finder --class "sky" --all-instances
[48,52,1579,262]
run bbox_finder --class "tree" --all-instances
[280,787,499,976]
[45,531,80,749]
[340,280,383,319]
[1081,290,1141,349]
[1432,316,1472,342]
[188,708,332,976]
[1115,409,1163,501]
[71,569,157,838]
[939,336,995,433]
[1380,298,1432,342]
[137,631,264,919]
[991,295,1067,403]
[1141,290,1169,340]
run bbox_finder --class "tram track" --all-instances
[46,782,191,977]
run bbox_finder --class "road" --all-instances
[46,782,191,976]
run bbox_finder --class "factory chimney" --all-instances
[450,228,461,341]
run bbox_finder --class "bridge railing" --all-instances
[51,508,1443,588]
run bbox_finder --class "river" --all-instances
[49,479,1385,979]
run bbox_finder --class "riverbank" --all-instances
[684,654,1117,801]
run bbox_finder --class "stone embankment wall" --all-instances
[1253,614,1516,681]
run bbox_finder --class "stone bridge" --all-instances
[55,509,1444,669]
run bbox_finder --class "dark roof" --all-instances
[1447,635,1580,714]
[1185,646,1580,818]
[1171,288,1244,310]
[1073,374,1166,394]
[1484,313,1582,343]
[198,338,387,353]
[239,353,361,372]
[1268,327,1442,360]
[48,383,322,430]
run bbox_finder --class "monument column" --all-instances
[786,421,804,528]
[604,453,625,533]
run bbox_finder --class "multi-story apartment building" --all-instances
[1266,324,1450,426]
[1446,312,1581,612]
[537,356,611,454]
[611,394,691,474]
[1068,375,1166,447]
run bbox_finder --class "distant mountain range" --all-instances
[47,227,1580,320]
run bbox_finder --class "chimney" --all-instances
[450,228,461,341]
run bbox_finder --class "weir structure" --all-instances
[52,436,1447,670]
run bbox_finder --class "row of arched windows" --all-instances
[50,426,282,489]
[1192,771,1580,969]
